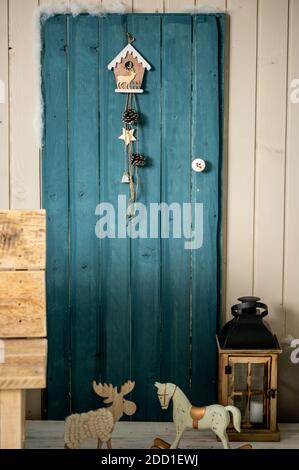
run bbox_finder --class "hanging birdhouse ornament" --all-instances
[107,34,151,93]
[109,34,150,215]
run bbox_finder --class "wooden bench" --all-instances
[0,210,47,448]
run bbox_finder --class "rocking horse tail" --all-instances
[225,406,241,433]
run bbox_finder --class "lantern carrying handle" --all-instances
[231,301,268,317]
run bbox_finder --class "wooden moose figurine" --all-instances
[64,380,136,449]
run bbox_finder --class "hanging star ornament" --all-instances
[119,128,136,146]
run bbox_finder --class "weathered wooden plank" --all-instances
[68,15,100,413]
[0,210,45,270]
[42,15,70,419]
[0,389,25,448]
[160,15,192,414]
[0,271,46,338]
[218,13,226,324]
[0,339,47,389]
[0,0,9,209]
[225,0,257,317]
[191,14,222,405]
[9,0,40,209]
[98,14,131,391]
[127,14,162,421]
[254,0,288,338]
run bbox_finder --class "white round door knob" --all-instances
[192,158,206,173]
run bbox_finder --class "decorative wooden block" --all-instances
[0,339,47,390]
[0,210,46,270]
[0,210,47,449]
[0,271,46,338]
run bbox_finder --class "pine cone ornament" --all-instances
[122,109,138,125]
[131,153,146,167]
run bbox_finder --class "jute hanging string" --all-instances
[107,32,152,221]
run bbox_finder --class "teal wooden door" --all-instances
[42,13,225,420]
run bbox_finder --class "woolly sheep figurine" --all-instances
[64,380,136,449]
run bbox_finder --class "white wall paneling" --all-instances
[0,0,10,209]
[9,0,40,209]
[254,0,289,338]
[102,0,132,11]
[132,0,163,12]
[225,0,257,314]
[284,0,299,339]
[1,0,299,420]
[195,0,226,9]
[164,0,195,12]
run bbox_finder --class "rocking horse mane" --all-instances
[155,382,191,406]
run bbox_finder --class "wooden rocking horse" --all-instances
[155,382,242,449]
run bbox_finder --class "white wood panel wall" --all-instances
[0,0,9,208]
[254,0,288,339]
[9,0,40,209]
[284,0,299,339]
[0,0,299,420]
[225,0,257,313]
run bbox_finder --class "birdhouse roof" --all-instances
[107,44,151,71]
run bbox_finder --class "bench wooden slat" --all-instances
[0,271,46,338]
[0,210,46,270]
[0,339,47,390]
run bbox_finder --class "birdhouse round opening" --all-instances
[125,61,134,70]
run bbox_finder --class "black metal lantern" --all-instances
[219,296,280,350]
[217,297,282,442]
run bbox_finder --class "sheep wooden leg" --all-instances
[0,389,25,449]
[97,439,103,449]
[107,439,112,449]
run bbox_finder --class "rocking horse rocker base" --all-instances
[151,437,252,450]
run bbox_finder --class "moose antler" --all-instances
[120,380,135,397]
[93,381,115,404]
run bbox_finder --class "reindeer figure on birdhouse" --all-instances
[108,33,151,93]
[64,380,136,449]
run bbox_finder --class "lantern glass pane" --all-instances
[251,364,265,391]
[233,363,248,391]
[250,395,264,424]
[233,395,247,423]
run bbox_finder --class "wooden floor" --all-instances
[25,422,299,449]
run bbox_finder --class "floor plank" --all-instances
[25,422,299,449]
